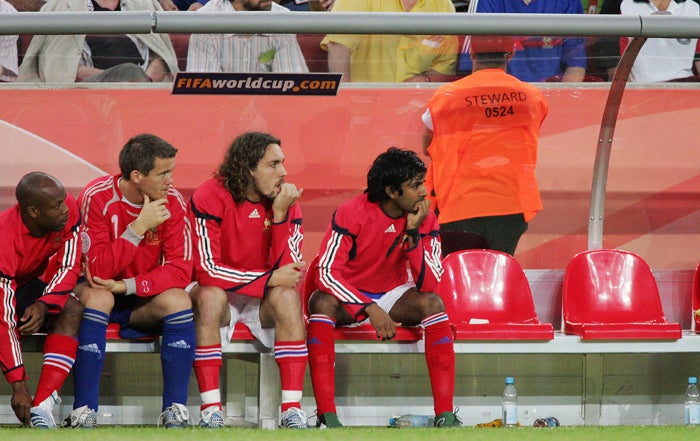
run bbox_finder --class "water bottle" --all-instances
[388,414,434,428]
[502,376,518,427]
[685,376,700,425]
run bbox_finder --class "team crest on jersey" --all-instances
[144,229,161,246]
[542,37,554,49]
[384,224,396,233]
[81,231,91,253]
[263,215,272,231]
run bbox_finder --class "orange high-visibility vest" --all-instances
[426,68,548,224]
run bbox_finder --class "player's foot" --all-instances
[199,406,225,428]
[158,403,190,428]
[280,407,308,429]
[63,405,98,428]
[316,411,343,429]
[434,408,463,428]
[29,391,61,429]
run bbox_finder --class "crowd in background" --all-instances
[1,0,699,84]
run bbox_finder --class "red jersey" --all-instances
[78,175,192,296]
[0,194,81,383]
[315,193,443,321]
[189,177,303,299]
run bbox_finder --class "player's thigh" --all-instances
[389,288,445,326]
[130,287,192,326]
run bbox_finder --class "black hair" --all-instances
[366,147,426,203]
[119,134,178,180]
[217,132,281,203]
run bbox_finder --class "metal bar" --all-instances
[1,11,700,38]
[587,36,647,250]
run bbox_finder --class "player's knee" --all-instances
[422,292,446,316]
[191,285,227,313]
[77,286,115,311]
[308,290,339,316]
[159,288,193,313]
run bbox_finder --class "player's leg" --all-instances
[189,284,230,428]
[305,290,353,428]
[260,285,308,428]
[65,282,114,428]
[390,289,459,427]
[129,288,195,428]
[22,280,83,428]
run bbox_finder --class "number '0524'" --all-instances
[484,106,515,118]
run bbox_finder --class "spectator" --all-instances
[0,172,84,428]
[0,0,18,82]
[422,35,548,255]
[187,0,309,73]
[596,0,700,82]
[321,0,458,82]
[5,0,43,10]
[158,0,205,11]
[67,134,195,429]
[458,0,587,82]
[18,0,179,82]
[307,147,459,428]
[188,132,308,429]
[274,0,334,11]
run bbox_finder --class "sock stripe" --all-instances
[308,314,336,327]
[422,312,449,327]
[83,309,109,325]
[195,348,223,362]
[274,343,308,359]
[164,310,194,325]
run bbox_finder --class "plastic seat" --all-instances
[437,249,554,340]
[690,261,700,332]
[563,249,681,340]
[302,256,422,341]
[106,321,255,341]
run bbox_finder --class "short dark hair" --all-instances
[366,147,426,203]
[15,171,62,208]
[217,132,281,203]
[119,134,178,180]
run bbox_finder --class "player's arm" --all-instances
[404,210,443,292]
[79,188,141,280]
[270,202,304,267]
[39,196,82,311]
[316,211,375,321]
[130,193,193,296]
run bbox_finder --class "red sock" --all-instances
[33,334,78,406]
[275,340,308,412]
[194,345,223,410]
[423,313,455,416]
[307,314,337,414]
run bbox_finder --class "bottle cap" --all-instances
[690,377,698,384]
[505,376,514,384]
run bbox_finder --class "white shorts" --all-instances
[186,282,275,351]
[346,282,415,327]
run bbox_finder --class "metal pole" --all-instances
[588,36,647,250]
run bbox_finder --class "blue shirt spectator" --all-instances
[458,0,587,82]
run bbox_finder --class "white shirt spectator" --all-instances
[0,0,19,82]
[186,0,308,73]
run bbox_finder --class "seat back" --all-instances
[692,262,700,331]
[563,249,681,339]
[438,249,542,325]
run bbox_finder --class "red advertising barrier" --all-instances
[1,85,698,269]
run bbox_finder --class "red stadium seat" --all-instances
[437,249,554,340]
[691,261,700,332]
[106,322,255,341]
[563,249,681,340]
[303,255,422,341]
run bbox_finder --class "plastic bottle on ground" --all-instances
[502,376,518,428]
[388,414,434,428]
[685,376,700,425]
